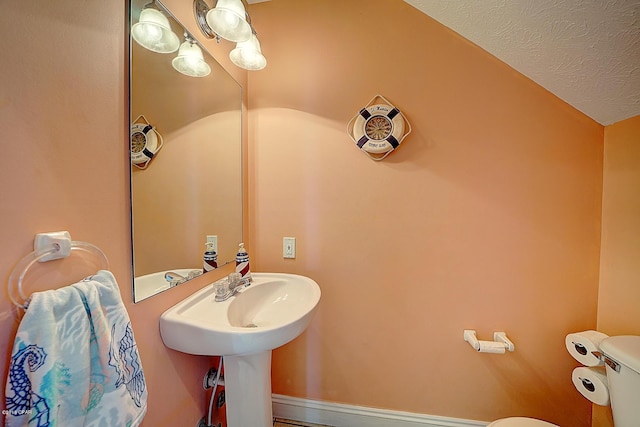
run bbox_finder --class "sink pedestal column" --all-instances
[224,350,273,427]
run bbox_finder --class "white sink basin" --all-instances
[159,272,321,356]
[135,268,199,301]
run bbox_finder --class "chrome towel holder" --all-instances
[8,231,109,309]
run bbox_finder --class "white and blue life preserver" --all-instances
[352,104,405,154]
[130,122,160,165]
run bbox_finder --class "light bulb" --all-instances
[137,23,163,43]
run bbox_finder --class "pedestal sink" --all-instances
[159,272,321,427]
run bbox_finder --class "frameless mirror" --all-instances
[130,0,242,302]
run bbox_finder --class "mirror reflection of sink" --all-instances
[159,272,321,427]
[134,268,199,301]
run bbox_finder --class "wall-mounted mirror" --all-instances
[130,0,242,302]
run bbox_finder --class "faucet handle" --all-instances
[213,278,230,300]
[187,270,203,279]
[228,272,242,290]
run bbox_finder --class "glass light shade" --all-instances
[132,8,180,53]
[229,34,266,70]
[205,0,252,42]
[172,41,211,77]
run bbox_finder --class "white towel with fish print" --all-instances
[5,270,147,427]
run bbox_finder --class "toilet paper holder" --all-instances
[463,330,515,352]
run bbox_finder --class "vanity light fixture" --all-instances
[230,33,266,70]
[172,35,212,77]
[132,3,180,54]
[193,0,267,70]
[206,0,252,43]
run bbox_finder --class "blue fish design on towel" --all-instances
[108,322,146,408]
[4,271,147,427]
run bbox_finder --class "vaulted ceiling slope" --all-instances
[404,0,640,126]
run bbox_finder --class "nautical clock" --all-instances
[130,115,163,170]
[347,95,411,161]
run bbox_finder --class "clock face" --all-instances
[131,131,146,153]
[364,115,393,140]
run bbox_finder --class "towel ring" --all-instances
[8,232,109,310]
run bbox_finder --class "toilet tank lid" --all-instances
[601,336,640,374]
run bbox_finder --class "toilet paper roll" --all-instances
[565,331,608,366]
[572,366,610,406]
[477,341,506,354]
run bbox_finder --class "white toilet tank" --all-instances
[600,336,640,427]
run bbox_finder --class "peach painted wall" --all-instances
[598,114,640,336]
[247,0,603,425]
[0,1,245,425]
[592,115,640,427]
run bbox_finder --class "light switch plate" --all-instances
[206,235,218,252]
[283,237,296,259]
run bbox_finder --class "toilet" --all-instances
[487,417,557,426]
[600,335,640,427]
[487,335,640,427]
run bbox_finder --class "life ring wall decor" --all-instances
[131,115,164,170]
[347,95,411,161]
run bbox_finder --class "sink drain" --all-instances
[244,323,258,328]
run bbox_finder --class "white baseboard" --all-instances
[272,394,488,427]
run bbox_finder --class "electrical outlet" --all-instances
[206,235,218,252]
[283,237,296,259]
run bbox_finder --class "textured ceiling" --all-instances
[403,0,640,125]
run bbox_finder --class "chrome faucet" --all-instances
[165,271,186,287]
[165,270,203,287]
[213,273,247,302]
[165,271,185,281]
